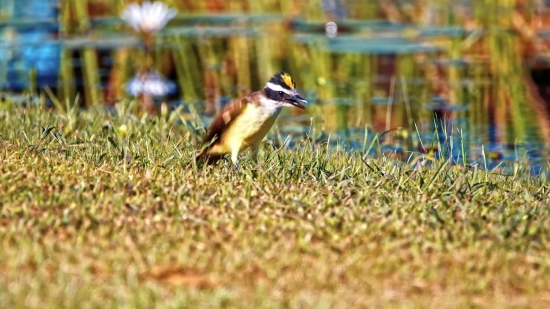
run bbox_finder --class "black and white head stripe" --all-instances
[265,82,294,95]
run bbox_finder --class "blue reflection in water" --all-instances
[0,0,59,90]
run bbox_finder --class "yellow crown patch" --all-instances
[280,72,295,90]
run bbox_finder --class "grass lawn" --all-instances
[1,101,550,308]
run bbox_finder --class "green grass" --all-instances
[1,101,550,308]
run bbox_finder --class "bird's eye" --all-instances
[278,91,284,96]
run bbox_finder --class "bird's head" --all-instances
[264,72,307,109]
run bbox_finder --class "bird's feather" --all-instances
[196,92,259,161]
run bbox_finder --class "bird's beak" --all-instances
[285,94,307,109]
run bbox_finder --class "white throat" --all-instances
[259,96,284,115]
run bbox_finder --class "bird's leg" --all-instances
[250,145,260,164]
[231,149,240,171]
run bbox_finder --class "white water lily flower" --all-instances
[121,1,177,33]
[126,70,176,96]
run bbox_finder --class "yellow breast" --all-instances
[208,103,281,155]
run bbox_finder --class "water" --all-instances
[1,1,549,175]
[0,0,59,90]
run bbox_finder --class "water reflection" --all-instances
[1,0,549,175]
[0,0,59,90]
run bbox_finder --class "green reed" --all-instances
[37,0,547,146]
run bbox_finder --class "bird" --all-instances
[196,71,307,168]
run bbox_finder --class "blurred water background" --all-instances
[2,0,550,173]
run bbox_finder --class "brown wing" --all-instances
[196,94,253,161]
